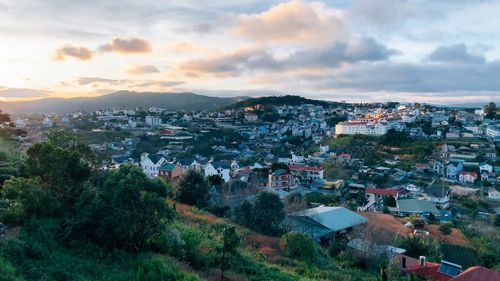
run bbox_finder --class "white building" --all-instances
[145,116,162,127]
[486,126,500,139]
[140,153,167,177]
[335,120,389,136]
[15,118,26,128]
[244,113,258,122]
[487,189,500,200]
[204,161,231,183]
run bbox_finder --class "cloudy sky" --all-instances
[1,0,499,103]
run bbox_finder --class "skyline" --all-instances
[1,0,500,104]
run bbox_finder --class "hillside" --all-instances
[225,95,333,109]
[0,91,247,114]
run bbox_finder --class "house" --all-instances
[289,164,324,182]
[396,199,440,217]
[450,266,500,281]
[158,163,183,183]
[394,254,461,281]
[140,153,167,177]
[446,161,464,180]
[424,185,451,209]
[286,206,368,241]
[145,116,162,127]
[268,169,295,190]
[204,161,231,183]
[480,163,493,174]
[111,155,134,168]
[361,188,399,211]
[488,189,500,200]
[337,153,352,164]
[458,171,478,184]
[176,158,205,173]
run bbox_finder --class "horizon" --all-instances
[1,1,500,104]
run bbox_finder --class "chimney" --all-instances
[419,256,426,267]
[402,257,407,269]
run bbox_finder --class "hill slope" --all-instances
[0,91,246,114]
[226,95,333,109]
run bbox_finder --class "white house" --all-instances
[145,116,162,127]
[204,161,231,183]
[140,153,167,177]
[458,171,478,184]
[335,120,389,136]
[480,163,493,174]
[486,126,500,139]
[487,189,500,200]
[15,118,26,128]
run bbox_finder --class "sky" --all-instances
[1,0,500,104]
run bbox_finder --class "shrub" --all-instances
[280,232,315,261]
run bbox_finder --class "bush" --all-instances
[280,232,315,261]
[136,254,201,281]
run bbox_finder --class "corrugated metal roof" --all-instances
[290,206,368,234]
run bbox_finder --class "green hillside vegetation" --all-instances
[0,132,383,280]
[226,95,333,109]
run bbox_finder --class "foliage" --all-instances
[325,115,347,127]
[484,101,497,119]
[438,223,453,241]
[380,129,409,146]
[208,174,224,186]
[0,110,11,123]
[383,196,397,208]
[304,192,339,206]
[280,232,315,261]
[270,162,290,173]
[227,95,331,109]
[216,224,241,281]
[175,170,210,208]
[63,165,175,251]
[0,257,22,281]
[234,192,285,235]
[0,177,61,224]
[398,236,440,260]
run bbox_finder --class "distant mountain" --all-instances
[0,91,248,114]
[226,95,333,109]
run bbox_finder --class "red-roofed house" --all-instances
[450,266,500,281]
[268,169,295,190]
[362,188,400,212]
[459,172,478,184]
[394,254,456,281]
[289,164,324,181]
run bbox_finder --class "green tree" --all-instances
[280,232,315,261]
[234,200,255,228]
[176,170,210,207]
[484,102,497,119]
[65,165,175,251]
[438,223,453,242]
[216,224,241,281]
[0,110,10,123]
[208,174,224,186]
[253,191,285,235]
[383,196,396,208]
[270,162,290,173]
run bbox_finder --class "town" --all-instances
[1,96,499,281]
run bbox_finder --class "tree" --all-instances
[216,224,241,281]
[280,232,315,261]
[484,102,497,119]
[0,110,10,123]
[270,162,290,173]
[176,170,210,207]
[494,215,500,227]
[253,191,285,235]
[234,200,255,228]
[383,196,396,208]
[64,165,175,251]
[438,223,453,242]
[208,174,224,186]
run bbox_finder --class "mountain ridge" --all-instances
[0,91,248,114]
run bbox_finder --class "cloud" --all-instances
[134,80,185,87]
[99,37,152,54]
[125,64,160,75]
[428,43,485,64]
[67,77,184,89]
[53,45,93,61]
[0,86,51,98]
[233,0,345,44]
[177,37,395,77]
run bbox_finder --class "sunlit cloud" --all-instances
[125,64,160,75]
[53,45,93,61]
[98,37,152,54]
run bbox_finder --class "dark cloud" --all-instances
[179,37,396,76]
[134,81,185,87]
[99,37,152,54]
[70,77,183,88]
[307,61,500,93]
[0,86,51,98]
[428,43,485,64]
[53,45,93,61]
[125,64,160,75]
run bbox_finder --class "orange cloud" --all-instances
[233,0,345,44]
[53,45,93,61]
[99,37,151,54]
[125,64,160,75]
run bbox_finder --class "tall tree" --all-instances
[484,102,497,119]
[216,224,240,281]
[176,169,210,207]
[438,223,453,243]
[253,191,285,235]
